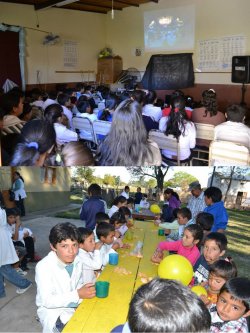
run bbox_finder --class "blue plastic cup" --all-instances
[109,253,119,265]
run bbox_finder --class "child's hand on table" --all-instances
[78,283,96,299]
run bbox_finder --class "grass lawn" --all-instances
[226,209,250,278]
[54,200,250,279]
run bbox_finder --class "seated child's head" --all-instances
[78,227,95,252]
[127,197,134,210]
[5,208,18,225]
[215,277,250,323]
[182,224,203,248]
[88,183,102,197]
[96,222,115,245]
[203,232,227,265]
[110,211,127,229]
[113,196,127,208]
[95,212,110,225]
[128,278,211,332]
[49,222,81,264]
[142,194,148,201]
[177,207,192,225]
[172,208,180,219]
[208,257,237,294]
[204,187,222,206]
[118,206,131,219]
[196,212,214,231]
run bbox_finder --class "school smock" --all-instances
[62,105,73,129]
[204,201,228,232]
[77,248,102,284]
[108,205,119,218]
[35,251,84,333]
[54,122,78,146]
[120,191,129,199]
[99,243,117,267]
[214,120,250,149]
[0,208,19,266]
[142,104,162,122]
[158,240,200,266]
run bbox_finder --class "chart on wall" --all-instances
[64,40,78,68]
[197,35,246,72]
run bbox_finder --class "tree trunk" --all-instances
[210,167,216,186]
[224,166,235,203]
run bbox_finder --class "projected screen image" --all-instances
[144,5,195,52]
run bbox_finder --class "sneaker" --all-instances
[16,268,28,276]
[16,283,32,294]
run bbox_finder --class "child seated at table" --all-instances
[109,211,130,249]
[93,212,110,241]
[209,277,250,332]
[126,197,135,214]
[200,257,237,306]
[77,227,103,284]
[139,194,150,209]
[96,222,119,267]
[35,222,96,333]
[111,278,211,333]
[154,208,179,241]
[176,207,195,239]
[196,212,214,247]
[151,224,203,266]
[193,232,227,285]
[119,206,134,228]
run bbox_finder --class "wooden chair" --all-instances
[149,130,191,166]
[191,123,215,165]
[93,120,111,144]
[209,140,250,166]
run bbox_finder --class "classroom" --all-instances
[0,0,250,166]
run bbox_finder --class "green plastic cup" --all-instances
[158,229,165,236]
[95,281,110,298]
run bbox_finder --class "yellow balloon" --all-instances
[150,204,161,214]
[158,254,193,286]
[191,285,208,297]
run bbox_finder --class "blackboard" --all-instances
[141,53,194,90]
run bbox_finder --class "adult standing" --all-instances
[120,186,130,200]
[12,171,26,217]
[187,181,207,220]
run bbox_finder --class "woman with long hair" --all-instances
[191,89,226,146]
[159,95,196,161]
[96,99,161,166]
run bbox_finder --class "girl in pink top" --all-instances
[151,224,203,266]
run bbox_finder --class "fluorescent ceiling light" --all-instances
[55,0,78,6]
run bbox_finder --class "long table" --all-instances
[63,220,163,333]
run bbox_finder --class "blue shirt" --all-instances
[204,201,228,231]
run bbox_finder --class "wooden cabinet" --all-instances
[97,57,123,84]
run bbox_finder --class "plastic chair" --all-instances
[209,140,250,166]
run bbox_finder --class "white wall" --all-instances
[0,3,106,84]
[105,0,250,85]
[1,0,250,85]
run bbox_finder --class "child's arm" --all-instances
[151,241,179,263]
[35,263,94,309]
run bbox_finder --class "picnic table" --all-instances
[63,220,163,333]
